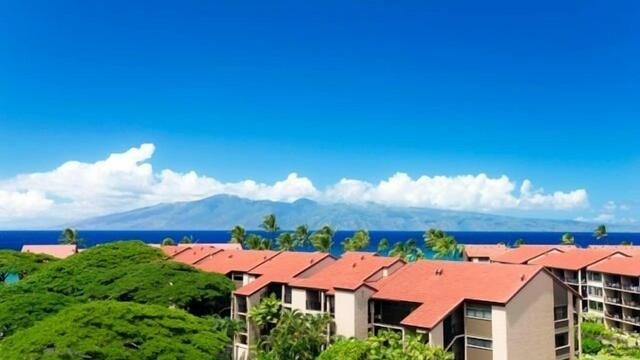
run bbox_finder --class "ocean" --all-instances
[1,230,638,256]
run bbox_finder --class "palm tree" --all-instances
[561,232,575,245]
[246,234,264,250]
[161,237,175,246]
[260,214,280,233]
[377,238,389,255]
[310,225,334,253]
[293,225,310,247]
[230,225,246,246]
[342,229,370,252]
[594,224,608,241]
[180,235,194,244]
[59,228,81,245]
[423,228,462,259]
[389,239,424,262]
[513,238,525,248]
[277,233,296,251]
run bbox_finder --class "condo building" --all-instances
[163,247,580,360]
[467,244,640,337]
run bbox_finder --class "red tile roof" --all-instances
[528,248,629,271]
[588,245,640,257]
[194,249,279,275]
[491,245,570,264]
[289,252,403,293]
[234,252,333,296]
[371,260,548,329]
[170,246,223,265]
[463,244,508,260]
[587,256,640,277]
[21,245,77,259]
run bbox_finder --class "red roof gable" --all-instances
[170,246,223,265]
[289,252,402,293]
[235,252,333,296]
[492,245,570,264]
[529,248,629,271]
[371,260,546,329]
[588,256,640,277]
[194,249,279,275]
[463,244,508,260]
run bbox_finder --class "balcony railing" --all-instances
[565,278,578,284]
[555,345,570,357]
[605,282,621,289]
[605,297,622,304]
[622,315,640,325]
[622,284,640,293]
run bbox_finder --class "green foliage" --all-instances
[277,232,297,251]
[293,224,310,247]
[230,225,246,246]
[513,238,525,247]
[248,294,282,328]
[10,241,234,316]
[389,238,424,262]
[0,301,230,360]
[161,237,175,246]
[0,291,76,339]
[581,321,608,338]
[0,250,58,281]
[59,227,81,245]
[180,234,194,244]
[311,225,335,253]
[343,229,371,252]
[377,238,389,254]
[582,336,603,355]
[423,228,463,259]
[319,330,452,360]
[246,234,274,250]
[260,213,280,233]
[562,232,575,245]
[256,309,331,360]
[594,224,608,240]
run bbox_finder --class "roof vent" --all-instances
[228,254,233,258]
[352,262,357,268]
[520,274,526,281]
[361,255,365,260]
[310,259,315,264]
[435,268,443,276]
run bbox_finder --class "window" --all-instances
[466,304,491,320]
[232,273,244,283]
[283,286,292,304]
[588,286,603,297]
[326,295,335,315]
[237,334,248,345]
[588,272,602,282]
[467,337,492,350]
[554,306,568,321]
[588,300,603,312]
[306,290,322,311]
[236,296,247,314]
[555,332,569,348]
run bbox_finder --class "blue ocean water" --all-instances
[1,230,638,255]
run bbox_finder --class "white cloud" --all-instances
[0,143,590,224]
[325,173,587,211]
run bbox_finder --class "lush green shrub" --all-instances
[317,338,369,360]
[582,320,608,338]
[0,291,76,339]
[0,301,230,359]
[0,250,57,281]
[11,241,234,315]
[582,336,603,355]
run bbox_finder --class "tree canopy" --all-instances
[0,291,76,339]
[0,301,231,360]
[0,250,58,282]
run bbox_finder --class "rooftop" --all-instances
[235,252,333,296]
[21,244,77,259]
[169,246,223,265]
[193,249,279,275]
[463,244,508,260]
[289,252,402,293]
[587,256,640,277]
[371,260,547,329]
[491,245,571,264]
[528,248,629,271]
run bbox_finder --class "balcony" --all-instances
[605,297,622,305]
[623,315,640,325]
[605,282,621,289]
[565,277,579,285]
[622,284,640,293]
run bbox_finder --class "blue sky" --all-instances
[0,1,639,227]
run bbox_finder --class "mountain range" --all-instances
[72,195,633,232]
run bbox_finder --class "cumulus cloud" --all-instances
[325,173,587,211]
[0,143,589,224]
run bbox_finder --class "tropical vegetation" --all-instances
[59,227,82,245]
[580,316,640,359]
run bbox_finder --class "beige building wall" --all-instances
[334,286,375,338]
[291,287,308,311]
[429,321,444,347]
[504,272,556,360]
[491,306,508,360]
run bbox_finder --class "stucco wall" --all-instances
[491,306,508,360]
[334,286,374,338]
[429,321,444,347]
[291,287,308,312]
[505,272,556,360]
